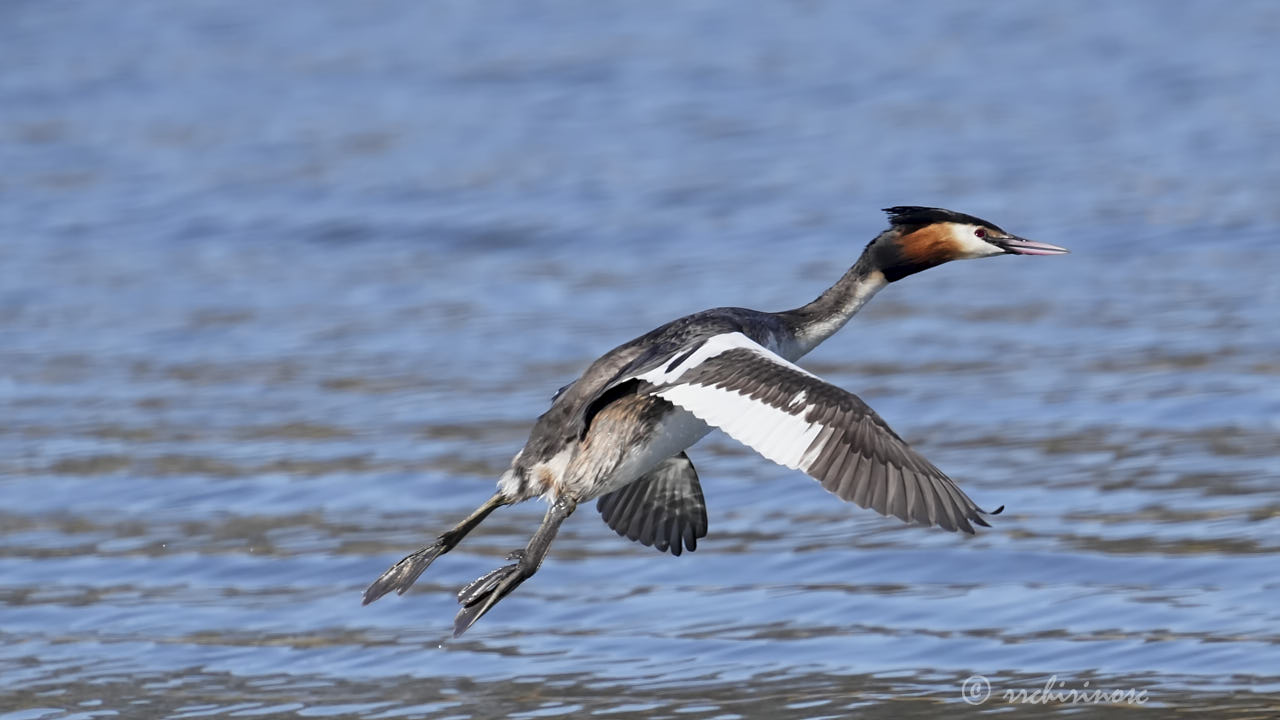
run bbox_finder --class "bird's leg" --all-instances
[452,497,576,637]
[362,491,509,605]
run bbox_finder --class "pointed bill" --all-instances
[997,235,1069,256]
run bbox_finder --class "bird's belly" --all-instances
[566,398,710,501]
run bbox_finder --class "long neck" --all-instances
[778,252,888,358]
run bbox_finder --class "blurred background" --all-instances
[2,1,1279,718]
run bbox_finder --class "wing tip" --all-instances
[961,503,1005,533]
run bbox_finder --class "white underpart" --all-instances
[642,333,836,472]
[592,408,710,498]
[497,451,524,496]
[498,446,573,499]
[949,224,1005,259]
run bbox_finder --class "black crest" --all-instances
[882,206,1004,232]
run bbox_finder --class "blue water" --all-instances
[2,1,1279,718]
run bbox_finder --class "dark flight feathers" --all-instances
[644,338,998,534]
[596,451,708,555]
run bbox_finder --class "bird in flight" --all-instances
[363,206,1068,636]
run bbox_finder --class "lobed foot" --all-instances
[362,541,449,605]
[453,550,531,637]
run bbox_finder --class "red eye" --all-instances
[974,228,986,238]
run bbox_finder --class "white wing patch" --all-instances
[638,332,818,386]
[639,332,829,471]
[656,383,824,470]
[639,332,762,385]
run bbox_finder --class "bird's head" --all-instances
[867,206,1068,282]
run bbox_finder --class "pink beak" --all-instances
[997,235,1070,256]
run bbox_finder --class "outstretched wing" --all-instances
[597,451,707,556]
[636,332,999,533]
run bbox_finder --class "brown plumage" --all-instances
[898,224,961,270]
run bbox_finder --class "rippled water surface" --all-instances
[3,2,1280,718]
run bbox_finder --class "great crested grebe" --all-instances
[364,206,1068,636]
